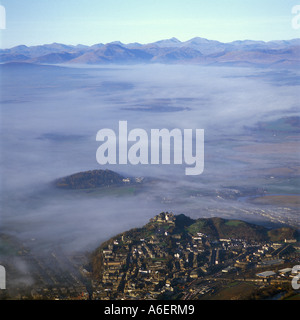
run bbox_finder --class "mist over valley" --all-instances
[0,60,299,296]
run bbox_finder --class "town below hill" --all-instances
[1,212,298,300]
[90,212,299,300]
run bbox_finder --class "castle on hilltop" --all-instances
[150,212,176,226]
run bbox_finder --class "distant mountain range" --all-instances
[1,37,300,67]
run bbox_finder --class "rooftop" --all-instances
[278,268,292,274]
[256,271,276,278]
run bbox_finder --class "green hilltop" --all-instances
[149,213,297,242]
[55,169,127,189]
[96,212,298,248]
[185,216,297,242]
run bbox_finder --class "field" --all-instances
[203,281,258,300]
[251,195,300,207]
[202,281,300,300]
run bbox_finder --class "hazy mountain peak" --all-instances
[152,37,182,47]
[12,44,29,49]
[108,41,124,46]
[186,37,215,43]
[169,37,181,42]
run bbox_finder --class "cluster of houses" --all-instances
[91,213,299,300]
[256,267,298,281]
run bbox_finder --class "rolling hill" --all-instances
[96,212,298,247]
[184,216,298,242]
[55,169,127,189]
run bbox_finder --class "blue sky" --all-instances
[0,0,299,48]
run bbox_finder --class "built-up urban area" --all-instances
[1,212,299,300]
[90,212,300,300]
